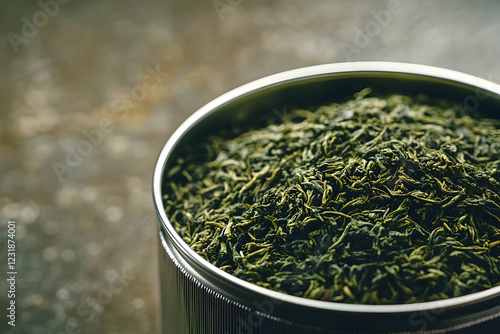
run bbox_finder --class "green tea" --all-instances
[163,88,500,304]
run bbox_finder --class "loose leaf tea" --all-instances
[163,88,500,304]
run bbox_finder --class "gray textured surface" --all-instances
[0,1,499,333]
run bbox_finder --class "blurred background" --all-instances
[1,0,499,333]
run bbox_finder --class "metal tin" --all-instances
[153,62,500,333]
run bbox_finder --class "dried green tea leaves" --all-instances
[163,89,500,304]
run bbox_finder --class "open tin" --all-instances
[153,62,500,333]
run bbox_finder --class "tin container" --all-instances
[153,62,500,333]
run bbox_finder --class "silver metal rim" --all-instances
[153,61,500,314]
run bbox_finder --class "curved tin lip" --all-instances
[153,61,500,314]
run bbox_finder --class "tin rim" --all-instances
[153,61,500,315]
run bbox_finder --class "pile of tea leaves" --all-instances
[163,88,500,304]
